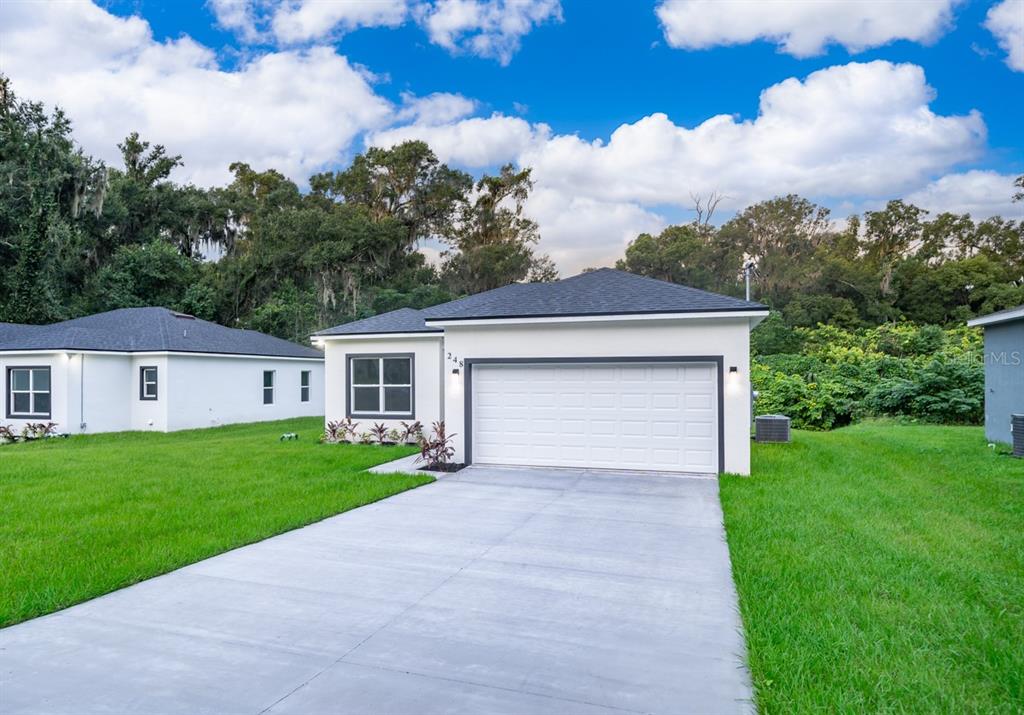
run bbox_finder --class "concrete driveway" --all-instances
[0,466,753,715]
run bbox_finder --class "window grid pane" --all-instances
[13,393,30,414]
[33,393,51,414]
[32,369,49,391]
[263,387,274,405]
[383,358,411,386]
[352,386,380,412]
[352,359,379,385]
[383,386,411,413]
[11,370,29,391]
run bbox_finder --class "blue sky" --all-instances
[2,0,1022,270]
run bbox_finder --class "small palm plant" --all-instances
[399,420,423,444]
[416,421,456,469]
[369,423,390,444]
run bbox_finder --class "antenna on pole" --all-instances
[744,261,756,302]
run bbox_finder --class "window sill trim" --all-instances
[347,413,415,420]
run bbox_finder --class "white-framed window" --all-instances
[139,366,158,400]
[300,370,311,403]
[7,367,51,418]
[263,370,275,405]
[348,354,413,418]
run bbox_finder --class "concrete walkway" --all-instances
[0,466,753,715]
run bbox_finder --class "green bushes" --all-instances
[752,317,984,429]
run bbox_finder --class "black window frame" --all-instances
[346,353,414,419]
[262,370,275,405]
[139,366,158,401]
[6,366,52,419]
[300,370,311,403]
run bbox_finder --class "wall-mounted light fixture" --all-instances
[452,368,460,375]
[729,366,738,373]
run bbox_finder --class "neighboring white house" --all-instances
[0,308,324,434]
[315,269,768,475]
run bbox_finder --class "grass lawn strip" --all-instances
[0,417,427,627]
[720,422,1024,713]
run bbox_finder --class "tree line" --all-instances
[3,74,1022,345]
[617,191,1023,328]
[0,77,554,341]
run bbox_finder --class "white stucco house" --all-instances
[0,307,324,434]
[315,269,768,475]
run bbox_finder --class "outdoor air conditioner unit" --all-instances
[755,415,791,443]
[1012,414,1024,458]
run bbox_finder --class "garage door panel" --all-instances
[686,422,713,438]
[472,362,718,473]
[651,420,680,437]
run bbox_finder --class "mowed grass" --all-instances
[0,417,427,627]
[720,422,1024,713]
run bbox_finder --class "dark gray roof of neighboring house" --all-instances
[421,268,767,321]
[314,307,442,336]
[0,308,323,358]
[967,304,1024,328]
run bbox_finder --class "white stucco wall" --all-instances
[322,336,443,437]
[164,355,324,431]
[441,316,756,475]
[129,355,169,431]
[2,351,322,435]
[77,353,135,433]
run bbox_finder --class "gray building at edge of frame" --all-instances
[968,305,1024,445]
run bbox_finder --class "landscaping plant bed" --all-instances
[423,462,466,473]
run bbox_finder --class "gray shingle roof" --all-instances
[966,304,1024,328]
[314,307,441,337]
[0,308,323,358]
[422,268,766,321]
[316,269,766,336]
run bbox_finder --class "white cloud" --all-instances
[271,0,409,43]
[370,113,548,167]
[525,189,666,272]
[208,0,263,42]
[520,61,984,207]
[905,170,1023,219]
[395,91,478,124]
[984,0,1024,71]
[373,61,988,272]
[208,0,559,63]
[0,0,392,186]
[415,0,562,65]
[656,0,961,57]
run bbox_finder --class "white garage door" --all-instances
[471,362,718,473]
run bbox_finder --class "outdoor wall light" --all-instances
[729,366,738,373]
[452,368,460,375]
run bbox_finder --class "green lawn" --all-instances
[0,417,426,627]
[721,422,1024,713]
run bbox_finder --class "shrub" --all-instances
[864,358,984,424]
[321,420,344,444]
[399,420,423,444]
[369,423,389,444]
[752,322,984,430]
[417,421,456,468]
[21,422,58,440]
